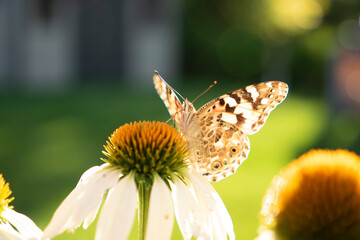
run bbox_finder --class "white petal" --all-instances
[255,230,276,240]
[42,164,122,239]
[95,174,137,240]
[210,210,225,240]
[145,175,174,240]
[187,170,235,240]
[2,208,42,240]
[0,222,24,240]
[77,165,103,183]
[171,177,212,240]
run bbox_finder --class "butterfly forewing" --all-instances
[153,71,288,182]
[153,71,183,123]
[197,81,288,135]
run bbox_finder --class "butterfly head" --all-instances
[172,99,197,135]
[182,99,196,113]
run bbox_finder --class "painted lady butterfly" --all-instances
[153,71,288,182]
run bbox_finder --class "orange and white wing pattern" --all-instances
[191,81,288,181]
[188,119,251,182]
[153,71,183,124]
[197,81,288,135]
[153,71,289,182]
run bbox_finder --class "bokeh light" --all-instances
[338,20,360,51]
[265,0,329,35]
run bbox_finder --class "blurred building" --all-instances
[0,0,182,90]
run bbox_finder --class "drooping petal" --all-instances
[1,208,42,240]
[145,175,174,240]
[42,163,122,239]
[187,170,235,240]
[95,174,137,240]
[171,176,212,240]
[208,189,234,240]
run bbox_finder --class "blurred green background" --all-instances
[1,0,360,239]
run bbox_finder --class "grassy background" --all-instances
[0,81,356,239]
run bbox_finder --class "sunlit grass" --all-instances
[0,85,329,239]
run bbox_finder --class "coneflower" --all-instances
[43,121,234,240]
[257,149,360,240]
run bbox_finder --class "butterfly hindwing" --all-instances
[191,117,250,182]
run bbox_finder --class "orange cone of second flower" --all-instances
[258,149,360,240]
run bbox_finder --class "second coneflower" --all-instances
[0,174,42,240]
[257,149,360,240]
[42,121,234,240]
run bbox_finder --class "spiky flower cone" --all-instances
[258,149,360,240]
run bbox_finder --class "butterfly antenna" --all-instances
[154,70,186,101]
[165,117,172,124]
[192,81,217,104]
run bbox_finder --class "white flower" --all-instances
[0,174,43,240]
[172,170,235,240]
[42,121,235,240]
[43,163,234,240]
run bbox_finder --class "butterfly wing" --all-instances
[189,81,288,182]
[153,71,183,123]
[197,81,288,135]
[153,75,288,182]
[188,118,250,182]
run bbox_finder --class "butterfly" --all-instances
[153,71,288,182]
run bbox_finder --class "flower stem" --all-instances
[136,174,153,240]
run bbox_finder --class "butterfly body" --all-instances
[175,99,197,134]
[153,71,288,182]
